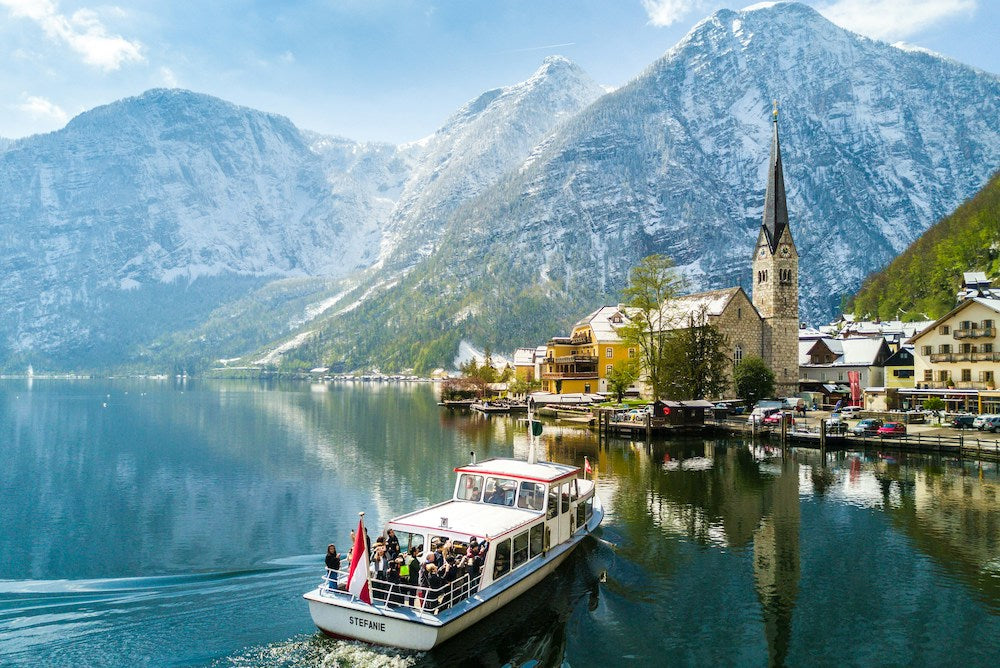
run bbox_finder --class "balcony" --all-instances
[541,371,599,380]
[929,353,971,362]
[548,354,597,365]
[953,327,995,339]
[918,381,990,390]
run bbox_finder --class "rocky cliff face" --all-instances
[0,90,396,365]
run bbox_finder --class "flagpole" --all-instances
[359,511,373,599]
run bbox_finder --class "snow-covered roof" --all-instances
[802,337,887,367]
[389,500,539,541]
[653,287,743,331]
[908,297,1000,343]
[512,347,536,366]
[574,305,631,342]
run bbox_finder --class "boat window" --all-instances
[560,482,570,514]
[576,500,586,528]
[529,523,543,557]
[585,497,593,520]
[457,474,483,502]
[547,486,558,519]
[429,535,467,558]
[484,477,518,506]
[512,531,529,568]
[517,481,545,511]
[570,479,579,502]
[493,539,511,580]
[392,530,423,556]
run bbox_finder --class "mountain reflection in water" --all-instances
[1,380,998,666]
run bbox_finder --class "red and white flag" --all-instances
[584,456,592,476]
[346,515,372,604]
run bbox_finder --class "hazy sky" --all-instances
[0,0,996,144]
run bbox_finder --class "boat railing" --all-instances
[320,567,480,615]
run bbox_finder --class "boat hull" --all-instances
[305,496,604,651]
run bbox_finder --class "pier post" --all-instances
[646,413,652,443]
[780,414,788,447]
[819,418,827,457]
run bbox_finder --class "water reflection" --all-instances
[2,381,1000,667]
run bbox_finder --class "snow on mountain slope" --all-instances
[0,90,391,363]
[378,56,605,267]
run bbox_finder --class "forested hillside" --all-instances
[849,171,1000,320]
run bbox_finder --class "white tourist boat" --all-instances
[303,438,603,650]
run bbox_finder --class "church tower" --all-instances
[752,103,799,396]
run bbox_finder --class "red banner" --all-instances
[848,370,861,405]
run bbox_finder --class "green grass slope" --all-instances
[849,171,1000,321]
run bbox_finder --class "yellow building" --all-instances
[883,347,915,389]
[542,306,637,395]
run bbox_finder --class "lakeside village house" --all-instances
[510,111,1000,416]
[514,106,801,401]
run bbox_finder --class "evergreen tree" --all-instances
[661,306,730,400]
[733,355,776,407]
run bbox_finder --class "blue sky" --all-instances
[0,0,996,144]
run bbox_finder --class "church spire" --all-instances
[762,101,788,253]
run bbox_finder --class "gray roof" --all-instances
[762,110,789,253]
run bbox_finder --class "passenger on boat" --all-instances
[425,564,444,612]
[325,544,341,573]
[386,529,400,558]
[386,559,404,606]
[371,545,390,600]
[403,547,420,605]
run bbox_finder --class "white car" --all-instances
[973,414,996,429]
[839,405,863,416]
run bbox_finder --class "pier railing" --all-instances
[321,568,479,614]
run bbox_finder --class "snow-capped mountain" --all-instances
[291,1,1000,371]
[378,56,605,268]
[0,90,399,365]
[423,1,1000,321]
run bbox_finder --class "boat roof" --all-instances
[453,458,579,484]
[388,500,539,541]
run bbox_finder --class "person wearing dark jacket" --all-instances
[325,544,341,572]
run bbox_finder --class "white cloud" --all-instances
[279,50,295,64]
[159,66,178,87]
[17,94,69,123]
[0,0,144,71]
[641,0,710,27]
[812,0,977,40]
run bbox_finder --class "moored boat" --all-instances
[304,448,602,650]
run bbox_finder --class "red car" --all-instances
[763,412,795,426]
[877,422,906,436]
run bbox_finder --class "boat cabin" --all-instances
[386,458,596,593]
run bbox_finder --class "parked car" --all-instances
[763,411,795,426]
[950,415,975,429]
[973,414,996,429]
[747,405,781,424]
[978,416,1000,433]
[840,405,863,417]
[851,418,884,435]
[877,422,906,436]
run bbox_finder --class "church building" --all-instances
[654,104,800,398]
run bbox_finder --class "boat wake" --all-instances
[212,635,421,668]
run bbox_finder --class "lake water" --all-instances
[1,379,999,667]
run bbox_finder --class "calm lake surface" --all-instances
[1,379,999,667]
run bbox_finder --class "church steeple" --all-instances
[762,101,788,253]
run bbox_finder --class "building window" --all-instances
[923,370,933,381]
[960,320,973,330]
[961,369,972,382]
[960,343,972,353]
[984,319,995,330]
[939,325,950,335]
[982,370,995,383]
[737,307,742,319]
[606,364,613,376]
[628,347,636,358]
[984,344,994,353]
[921,345,932,356]
[938,370,950,382]
[734,344,743,364]
[605,347,613,358]
[938,344,952,354]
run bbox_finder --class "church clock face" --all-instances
[758,248,766,258]
[780,246,790,258]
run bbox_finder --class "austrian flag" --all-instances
[584,456,592,475]
[346,515,372,604]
